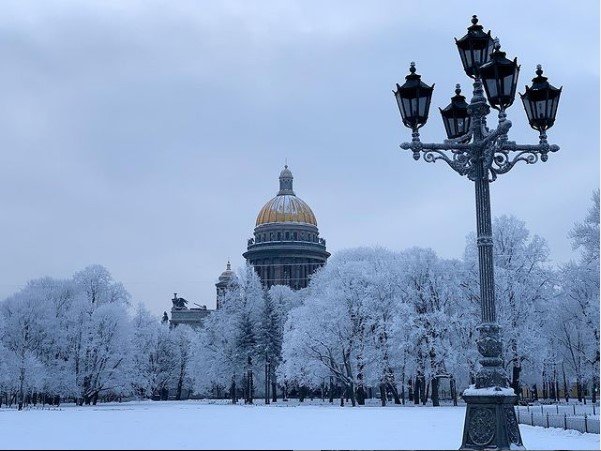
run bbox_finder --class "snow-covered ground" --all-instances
[0,400,598,450]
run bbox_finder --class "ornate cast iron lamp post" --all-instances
[393,15,562,450]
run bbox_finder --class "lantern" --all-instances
[440,84,471,139]
[393,62,434,129]
[455,15,495,78]
[479,40,520,110]
[520,65,562,132]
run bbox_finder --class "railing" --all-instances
[515,404,600,434]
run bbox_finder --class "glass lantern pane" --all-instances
[536,100,546,119]
[449,119,457,137]
[410,97,419,116]
[502,75,514,98]
[523,98,533,120]
[401,98,411,119]
[474,49,486,66]
[465,50,473,68]
[418,95,429,116]
[485,78,498,98]
[550,96,559,119]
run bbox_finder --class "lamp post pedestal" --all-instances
[461,391,523,450]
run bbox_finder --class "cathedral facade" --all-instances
[167,165,328,326]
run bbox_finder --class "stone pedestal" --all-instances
[460,390,523,450]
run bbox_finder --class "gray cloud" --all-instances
[0,0,598,315]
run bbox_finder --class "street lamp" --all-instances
[393,15,561,451]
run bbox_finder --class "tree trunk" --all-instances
[356,385,366,405]
[401,372,406,405]
[247,370,254,404]
[18,364,25,411]
[356,357,366,406]
[511,363,522,399]
[561,362,570,402]
[422,378,429,405]
[388,382,401,404]
[542,373,548,400]
[451,376,458,406]
[349,383,356,407]
[413,376,420,405]
[431,377,440,407]
[231,378,237,404]
[242,374,247,404]
[329,377,334,404]
[401,383,406,405]
[380,383,386,407]
[264,364,270,405]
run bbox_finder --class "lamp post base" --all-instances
[460,389,524,450]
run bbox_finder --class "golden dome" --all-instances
[256,195,317,226]
[255,165,317,227]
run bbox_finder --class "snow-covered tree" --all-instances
[557,190,600,401]
[190,264,266,403]
[130,304,180,399]
[0,265,137,407]
[0,285,48,409]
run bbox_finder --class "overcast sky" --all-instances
[0,0,598,316]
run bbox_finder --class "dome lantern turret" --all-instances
[278,165,295,195]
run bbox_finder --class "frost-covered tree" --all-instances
[0,265,136,407]
[399,248,464,406]
[557,190,600,401]
[190,264,266,403]
[280,246,472,407]
[130,305,180,399]
[171,325,195,400]
[258,285,294,402]
[0,285,48,409]
[70,266,132,404]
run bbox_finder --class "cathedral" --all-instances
[168,165,329,327]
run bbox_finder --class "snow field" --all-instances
[0,400,598,450]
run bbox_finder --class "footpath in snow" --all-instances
[0,400,598,450]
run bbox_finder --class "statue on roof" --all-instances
[171,292,188,310]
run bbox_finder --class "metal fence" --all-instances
[515,405,600,434]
